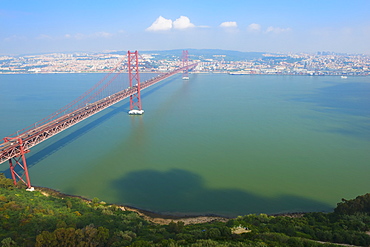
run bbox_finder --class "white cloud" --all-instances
[247,23,261,32]
[146,16,173,31]
[197,25,211,28]
[3,35,27,42]
[36,34,53,40]
[173,16,195,29]
[63,32,113,40]
[220,21,238,28]
[266,26,292,34]
[74,33,87,40]
[93,32,113,38]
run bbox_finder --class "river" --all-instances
[0,73,369,217]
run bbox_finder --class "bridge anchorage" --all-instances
[0,50,197,189]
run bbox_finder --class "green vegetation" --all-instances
[0,173,369,246]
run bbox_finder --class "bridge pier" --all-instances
[4,137,33,190]
[127,50,143,115]
[182,50,189,80]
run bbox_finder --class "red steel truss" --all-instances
[128,51,142,111]
[0,52,197,188]
[3,137,31,188]
[182,50,189,78]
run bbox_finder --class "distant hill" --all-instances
[110,49,266,61]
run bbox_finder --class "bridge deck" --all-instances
[0,63,197,164]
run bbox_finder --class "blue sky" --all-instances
[1,0,369,55]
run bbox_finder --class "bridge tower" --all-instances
[182,50,189,80]
[127,50,144,115]
[3,137,33,190]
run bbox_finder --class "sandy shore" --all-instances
[122,205,229,225]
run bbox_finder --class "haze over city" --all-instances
[1,0,370,55]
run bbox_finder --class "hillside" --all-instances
[0,173,369,246]
[110,49,266,61]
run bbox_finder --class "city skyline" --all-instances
[1,0,370,55]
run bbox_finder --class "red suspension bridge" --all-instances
[0,50,197,189]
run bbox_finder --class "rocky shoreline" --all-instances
[33,186,306,225]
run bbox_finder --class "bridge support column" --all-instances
[4,137,33,190]
[127,50,144,115]
[182,50,189,80]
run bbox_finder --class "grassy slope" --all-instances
[0,174,369,246]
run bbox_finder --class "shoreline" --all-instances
[33,186,308,225]
[33,186,230,225]
[0,71,369,76]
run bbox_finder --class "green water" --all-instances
[1,73,369,217]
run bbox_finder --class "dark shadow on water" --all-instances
[0,76,180,176]
[325,118,370,140]
[0,103,128,177]
[112,168,333,218]
[299,82,370,117]
[292,82,370,140]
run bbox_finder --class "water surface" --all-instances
[1,73,369,217]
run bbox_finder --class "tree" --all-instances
[1,237,17,247]
[205,228,221,239]
[168,221,185,234]
[0,173,14,189]
[335,194,370,215]
[35,231,58,247]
